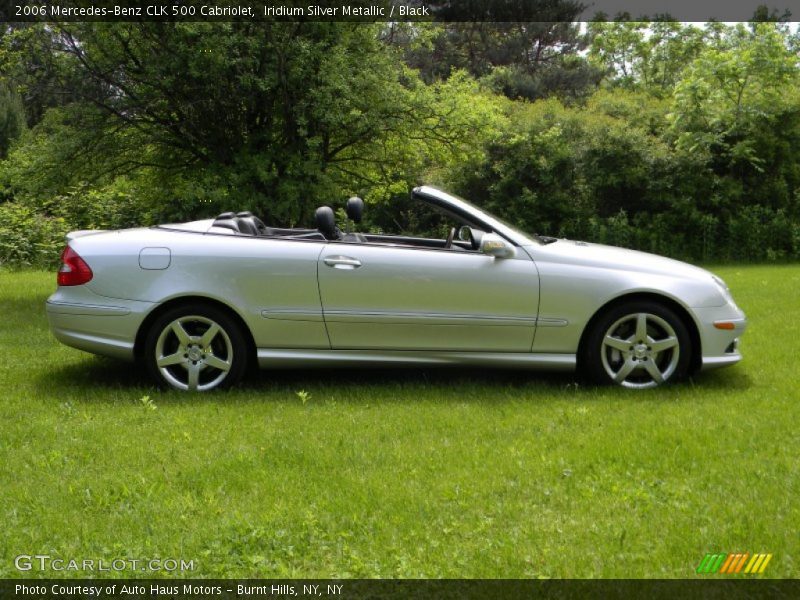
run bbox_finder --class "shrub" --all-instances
[0,202,67,267]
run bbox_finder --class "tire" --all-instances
[581,300,692,389]
[144,303,248,391]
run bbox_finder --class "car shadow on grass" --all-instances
[243,366,753,405]
[685,366,753,391]
[38,356,152,390]
[36,355,752,403]
[39,356,580,397]
[248,365,579,390]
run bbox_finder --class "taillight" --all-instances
[57,246,93,286]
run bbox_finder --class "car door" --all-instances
[317,242,539,351]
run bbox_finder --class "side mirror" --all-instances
[479,233,515,258]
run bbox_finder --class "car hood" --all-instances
[525,239,715,282]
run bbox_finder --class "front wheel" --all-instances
[582,301,692,389]
[144,304,248,391]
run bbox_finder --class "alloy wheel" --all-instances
[154,315,234,391]
[600,312,680,389]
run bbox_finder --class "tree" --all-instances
[2,22,498,224]
[0,82,25,160]
[397,2,602,101]
[669,22,800,212]
[1,24,81,128]
[587,18,706,94]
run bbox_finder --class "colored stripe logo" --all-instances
[696,553,772,574]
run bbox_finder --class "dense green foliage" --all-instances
[0,82,25,160]
[0,19,799,265]
[1,266,798,577]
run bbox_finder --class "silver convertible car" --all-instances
[46,186,746,391]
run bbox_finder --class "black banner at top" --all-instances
[1,0,797,23]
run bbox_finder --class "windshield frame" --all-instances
[412,186,541,246]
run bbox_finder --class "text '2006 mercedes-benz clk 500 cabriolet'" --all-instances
[46,186,746,391]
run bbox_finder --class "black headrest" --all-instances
[223,210,266,235]
[236,216,259,235]
[346,197,364,223]
[212,218,240,233]
[315,206,338,240]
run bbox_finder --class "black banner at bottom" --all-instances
[2,579,799,600]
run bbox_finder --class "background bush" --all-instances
[0,19,798,267]
[0,202,65,267]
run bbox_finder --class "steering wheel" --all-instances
[444,227,456,249]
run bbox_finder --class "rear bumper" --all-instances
[46,291,153,361]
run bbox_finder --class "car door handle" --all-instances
[323,255,362,269]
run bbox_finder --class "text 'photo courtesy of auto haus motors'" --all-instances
[46,186,747,392]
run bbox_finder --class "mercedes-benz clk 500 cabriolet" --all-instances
[46,186,746,391]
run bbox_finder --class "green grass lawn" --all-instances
[0,265,798,579]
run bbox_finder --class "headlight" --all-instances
[712,275,737,308]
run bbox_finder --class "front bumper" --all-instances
[693,307,747,371]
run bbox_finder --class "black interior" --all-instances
[211,212,324,240]
[235,211,264,235]
[208,195,481,251]
[360,233,472,251]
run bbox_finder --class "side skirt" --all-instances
[256,349,576,370]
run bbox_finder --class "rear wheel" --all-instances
[144,304,248,391]
[582,300,691,389]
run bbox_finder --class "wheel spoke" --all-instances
[614,358,637,383]
[643,359,665,383]
[204,354,231,372]
[650,336,678,353]
[171,321,191,345]
[199,323,221,347]
[187,364,200,391]
[157,352,185,367]
[635,313,648,341]
[604,335,631,352]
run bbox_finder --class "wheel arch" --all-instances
[134,295,257,366]
[577,292,702,374]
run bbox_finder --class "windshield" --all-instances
[413,186,543,246]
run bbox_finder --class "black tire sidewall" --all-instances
[144,303,248,390]
[582,300,692,386]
